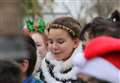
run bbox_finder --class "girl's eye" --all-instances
[48,40,53,44]
[57,40,64,44]
[36,44,41,47]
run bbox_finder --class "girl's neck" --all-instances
[21,73,27,81]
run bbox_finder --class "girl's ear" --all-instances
[84,32,91,41]
[73,38,80,48]
[19,59,29,74]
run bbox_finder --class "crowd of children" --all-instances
[0,10,120,83]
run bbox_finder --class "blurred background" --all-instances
[0,0,120,36]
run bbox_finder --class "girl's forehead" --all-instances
[48,29,72,41]
[31,33,43,40]
[48,28,69,35]
[48,29,69,36]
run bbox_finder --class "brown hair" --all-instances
[80,17,120,40]
[47,16,81,39]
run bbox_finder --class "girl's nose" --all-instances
[52,42,58,49]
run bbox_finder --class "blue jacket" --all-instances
[22,75,43,83]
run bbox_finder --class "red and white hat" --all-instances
[72,36,120,83]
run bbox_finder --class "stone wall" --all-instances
[0,0,23,36]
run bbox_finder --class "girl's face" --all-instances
[47,28,79,61]
[31,33,47,58]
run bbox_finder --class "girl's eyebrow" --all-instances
[47,39,53,42]
[57,38,64,41]
[57,37,65,40]
[48,38,52,40]
[48,38,64,41]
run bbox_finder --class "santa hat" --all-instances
[72,36,120,83]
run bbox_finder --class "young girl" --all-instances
[31,32,47,74]
[72,10,120,83]
[23,15,47,74]
[38,16,83,83]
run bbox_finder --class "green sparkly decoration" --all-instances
[26,17,35,32]
[24,16,45,33]
[37,17,45,33]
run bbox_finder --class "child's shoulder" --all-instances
[34,79,44,83]
[32,77,44,83]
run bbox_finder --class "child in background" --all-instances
[0,35,43,83]
[23,15,47,74]
[80,17,119,47]
[0,60,21,83]
[72,10,120,83]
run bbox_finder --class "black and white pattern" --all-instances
[38,43,83,83]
